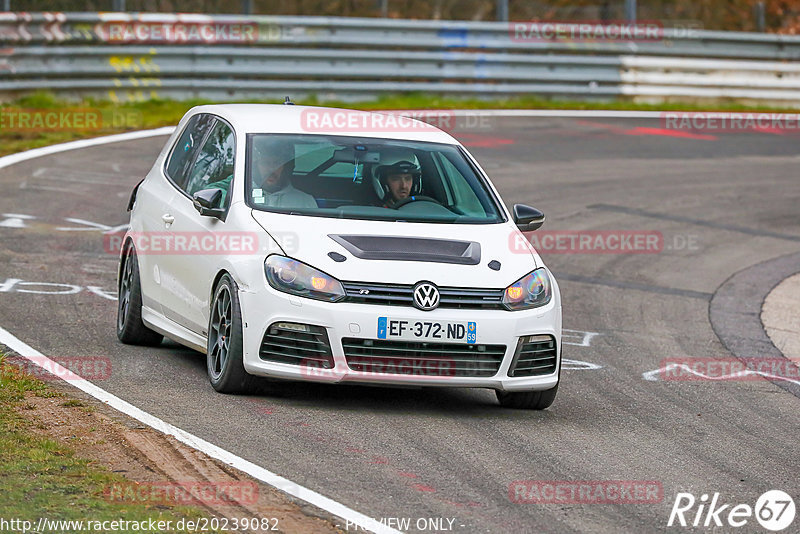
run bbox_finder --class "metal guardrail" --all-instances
[1,12,799,104]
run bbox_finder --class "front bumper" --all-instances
[238,281,561,392]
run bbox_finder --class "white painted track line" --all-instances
[0,127,400,534]
[439,109,800,119]
[451,109,667,118]
[0,326,400,534]
[0,126,176,170]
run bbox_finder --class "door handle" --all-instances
[162,214,175,224]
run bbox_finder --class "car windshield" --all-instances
[244,134,505,224]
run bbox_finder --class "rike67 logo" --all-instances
[668,490,795,531]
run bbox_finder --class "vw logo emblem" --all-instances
[413,282,440,311]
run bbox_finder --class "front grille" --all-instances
[342,338,507,378]
[341,282,505,310]
[259,323,334,368]
[508,335,558,377]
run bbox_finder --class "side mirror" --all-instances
[192,188,225,219]
[513,204,545,231]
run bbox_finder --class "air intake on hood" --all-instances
[328,234,481,265]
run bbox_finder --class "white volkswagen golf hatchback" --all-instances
[118,104,562,409]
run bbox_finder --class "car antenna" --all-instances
[284,96,295,105]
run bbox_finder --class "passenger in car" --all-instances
[206,143,318,209]
[252,144,317,209]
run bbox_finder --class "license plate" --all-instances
[377,317,477,344]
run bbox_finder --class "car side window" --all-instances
[185,120,236,205]
[165,114,216,190]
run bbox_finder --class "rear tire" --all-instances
[207,274,254,394]
[496,384,558,410]
[117,244,163,346]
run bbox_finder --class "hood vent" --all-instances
[329,234,481,265]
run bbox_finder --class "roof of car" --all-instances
[186,104,462,145]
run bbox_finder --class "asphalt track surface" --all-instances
[1,117,799,533]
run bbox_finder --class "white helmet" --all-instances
[372,148,422,201]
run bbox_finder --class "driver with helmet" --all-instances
[373,150,423,208]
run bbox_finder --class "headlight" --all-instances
[502,268,552,311]
[265,256,345,302]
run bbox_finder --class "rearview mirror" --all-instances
[193,188,225,219]
[333,147,380,163]
[513,204,545,231]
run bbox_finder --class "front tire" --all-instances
[117,244,163,346]
[496,384,558,410]
[207,274,254,393]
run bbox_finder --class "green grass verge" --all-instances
[1,91,798,156]
[0,352,217,533]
